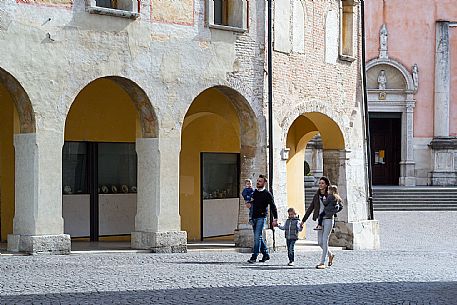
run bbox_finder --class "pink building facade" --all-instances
[365,0,457,186]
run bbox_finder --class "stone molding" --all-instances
[429,137,457,150]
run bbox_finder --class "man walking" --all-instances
[247,175,278,263]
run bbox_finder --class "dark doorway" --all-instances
[369,113,401,185]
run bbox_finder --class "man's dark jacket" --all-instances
[251,189,278,219]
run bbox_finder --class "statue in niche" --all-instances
[412,64,419,91]
[377,70,387,90]
[379,24,388,58]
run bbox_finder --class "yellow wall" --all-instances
[0,83,17,241]
[180,89,240,241]
[65,78,139,142]
[286,116,319,239]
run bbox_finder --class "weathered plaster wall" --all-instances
[0,0,267,244]
[0,0,265,136]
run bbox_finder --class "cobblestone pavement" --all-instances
[1,211,456,304]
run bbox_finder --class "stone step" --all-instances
[373,197,456,203]
[374,207,457,211]
[373,203,457,207]
[306,186,457,211]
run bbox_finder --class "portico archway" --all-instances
[179,86,260,242]
[0,67,35,242]
[63,76,158,242]
[285,112,346,237]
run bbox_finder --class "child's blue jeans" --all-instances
[286,239,297,262]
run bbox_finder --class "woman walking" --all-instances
[300,176,335,269]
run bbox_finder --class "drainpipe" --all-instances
[360,0,374,220]
[267,0,276,249]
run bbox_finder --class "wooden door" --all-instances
[369,116,401,185]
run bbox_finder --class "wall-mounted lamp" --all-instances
[281,148,290,160]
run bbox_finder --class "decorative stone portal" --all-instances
[366,24,418,186]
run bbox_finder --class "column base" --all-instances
[131,231,187,253]
[234,227,253,249]
[264,228,286,251]
[399,176,416,186]
[234,228,286,252]
[430,171,457,186]
[7,234,71,255]
[329,220,380,250]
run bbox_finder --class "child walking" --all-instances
[314,185,343,231]
[277,208,303,266]
[241,179,254,225]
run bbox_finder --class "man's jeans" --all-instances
[251,217,268,259]
[286,239,297,262]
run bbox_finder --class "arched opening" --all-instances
[0,68,35,242]
[286,112,345,237]
[180,86,259,242]
[63,77,157,243]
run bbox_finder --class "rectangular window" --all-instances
[339,0,356,61]
[207,0,248,32]
[87,0,140,19]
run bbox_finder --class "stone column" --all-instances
[323,149,348,222]
[234,145,257,250]
[324,149,380,250]
[434,21,450,138]
[8,131,70,254]
[235,118,285,251]
[430,21,457,185]
[399,100,416,186]
[131,137,187,253]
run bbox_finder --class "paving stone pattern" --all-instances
[1,211,456,304]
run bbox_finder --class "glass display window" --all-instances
[62,142,137,195]
[98,143,137,194]
[202,153,239,200]
[62,142,88,194]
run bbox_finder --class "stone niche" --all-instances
[367,64,407,90]
[151,0,194,25]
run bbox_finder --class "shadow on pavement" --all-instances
[1,281,456,304]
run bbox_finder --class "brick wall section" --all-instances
[273,0,362,138]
